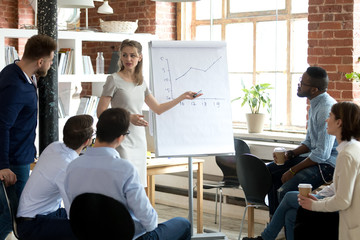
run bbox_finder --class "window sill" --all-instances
[233,128,305,145]
[233,128,306,160]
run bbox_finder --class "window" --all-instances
[180,0,308,132]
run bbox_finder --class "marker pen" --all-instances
[193,90,202,98]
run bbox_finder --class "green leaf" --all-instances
[345,72,360,82]
[232,82,272,114]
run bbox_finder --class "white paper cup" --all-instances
[298,183,312,197]
[273,147,286,165]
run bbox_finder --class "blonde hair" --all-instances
[117,39,143,85]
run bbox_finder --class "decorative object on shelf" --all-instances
[58,0,94,8]
[108,47,120,74]
[58,0,94,30]
[99,19,138,33]
[232,82,272,133]
[28,0,37,27]
[97,0,113,14]
[58,8,80,30]
[96,52,105,74]
[151,0,200,2]
[20,24,37,29]
[58,0,95,8]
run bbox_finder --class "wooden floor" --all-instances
[6,203,285,240]
[156,203,270,240]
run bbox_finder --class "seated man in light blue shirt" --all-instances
[267,66,338,217]
[65,108,191,240]
[16,115,94,240]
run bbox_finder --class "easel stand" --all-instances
[188,157,227,240]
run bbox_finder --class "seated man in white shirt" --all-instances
[16,115,94,240]
[65,108,191,240]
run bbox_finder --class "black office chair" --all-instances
[203,138,250,232]
[0,180,19,239]
[236,153,272,240]
[69,193,135,240]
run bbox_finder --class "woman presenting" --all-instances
[97,39,202,186]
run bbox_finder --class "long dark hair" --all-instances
[331,101,360,141]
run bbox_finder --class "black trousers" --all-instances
[294,207,339,240]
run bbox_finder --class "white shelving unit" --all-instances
[0,28,156,116]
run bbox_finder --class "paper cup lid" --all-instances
[298,183,312,188]
[274,147,286,152]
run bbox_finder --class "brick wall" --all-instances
[308,0,360,102]
[0,0,18,29]
[0,0,20,48]
[0,0,36,56]
[3,1,360,102]
[0,0,176,95]
[18,0,35,27]
[81,0,176,95]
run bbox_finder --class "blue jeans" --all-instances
[17,208,77,240]
[267,156,334,215]
[136,217,191,240]
[262,191,326,240]
[0,164,30,240]
[262,191,299,240]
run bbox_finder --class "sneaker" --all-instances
[242,236,263,240]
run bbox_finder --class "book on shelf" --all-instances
[4,46,19,65]
[76,96,90,115]
[58,96,66,118]
[58,48,74,74]
[87,56,94,74]
[86,96,99,117]
[65,49,74,74]
[82,56,89,74]
[58,52,66,75]
[76,95,99,117]
[82,55,94,74]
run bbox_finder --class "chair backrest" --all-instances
[216,139,250,186]
[0,180,19,239]
[236,153,272,205]
[69,193,135,240]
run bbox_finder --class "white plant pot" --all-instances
[246,113,265,133]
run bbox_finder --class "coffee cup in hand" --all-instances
[273,147,286,165]
[298,183,312,197]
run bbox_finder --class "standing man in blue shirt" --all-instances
[267,66,338,217]
[0,34,56,238]
[65,108,191,240]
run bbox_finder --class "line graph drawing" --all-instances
[160,56,224,102]
[175,56,222,81]
[148,41,235,158]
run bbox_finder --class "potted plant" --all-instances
[232,82,272,133]
[345,72,360,82]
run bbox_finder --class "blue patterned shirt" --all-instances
[301,92,338,167]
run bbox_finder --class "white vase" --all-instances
[246,113,265,133]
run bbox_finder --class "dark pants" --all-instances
[267,156,334,216]
[0,164,30,240]
[294,207,339,240]
[136,217,191,240]
[17,208,77,240]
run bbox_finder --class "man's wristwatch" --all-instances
[286,150,295,159]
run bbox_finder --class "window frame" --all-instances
[177,0,308,133]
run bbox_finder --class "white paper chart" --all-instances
[149,41,234,157]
